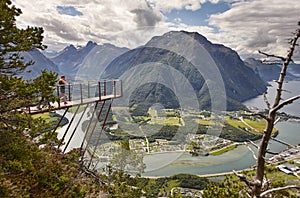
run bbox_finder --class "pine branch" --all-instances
[260,185,300,197]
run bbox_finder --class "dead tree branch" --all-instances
[249,113,270,121]
[251,22,300,197]
[260,185,300,197]
[261,60,282,65]
[249,140,278,155]
[273,117,281,125]
[263,93,271,109]
[258,50,287,61]
[233,170,259,188]
[272,95,300,113]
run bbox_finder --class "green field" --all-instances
[194,119,212,125]
[68,105,87,113]
[244,119,266,130]
[225,117,264,134]
[32,112,57,123]
[210,144,237,156]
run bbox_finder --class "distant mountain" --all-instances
[50,41,97,78]
[20,49,59,79]
[289,62,300,77]
[74,43,129,81]
[102,31,267,111]
[50,42,129,81]
[244,58,300,81]
[41,50,59,59]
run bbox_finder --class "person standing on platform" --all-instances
[58,75,68,104]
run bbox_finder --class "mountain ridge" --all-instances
[102,31,267,111]
[20,49,60,79]
[50,41,97,76]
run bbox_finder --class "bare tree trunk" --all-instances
[252,113,275,196]
[252,22,300,197]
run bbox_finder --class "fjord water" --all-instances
[142,81,300,177]
[243,81,300,117]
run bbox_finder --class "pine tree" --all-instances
[0,0,53,134]
[0,2,144,197]
[0,1,99,197]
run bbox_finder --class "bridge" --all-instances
[24,79,122,169]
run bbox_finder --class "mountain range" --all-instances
[19,30,300,111]
[102,31,267,111]
[20,49,59,79]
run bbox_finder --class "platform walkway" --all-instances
[25,79,122,115]
[21,79,122,170]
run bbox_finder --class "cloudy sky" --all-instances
[12,0,300,60]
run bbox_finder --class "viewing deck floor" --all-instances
[25,94,121,115]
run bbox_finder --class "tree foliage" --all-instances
[202,176,247,198]
[0,0,45,75]
[0,1,104,197]
[109,139,146,175]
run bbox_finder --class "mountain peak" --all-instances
[180,30,211,44]
[65,44,76,51]
[86,41,97,47]
[145,30,212,49]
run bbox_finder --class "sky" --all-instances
[12,0,300,61]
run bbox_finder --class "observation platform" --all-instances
[24,79,122,115]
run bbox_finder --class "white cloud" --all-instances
[208,0,300,61]
[11,0,300,62]
[148,0,221,12]
[12,0,167,51]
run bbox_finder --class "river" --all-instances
[142,81,300,177]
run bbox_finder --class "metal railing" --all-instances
[56,79,122,107]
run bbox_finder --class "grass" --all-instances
[129,109,184,126]
[210,144,237,156]
[32,112,51,119]
[147,117,182,126]
[32,112,58,123]
[194,119,212,125]
[244,119,266,129]
[243,118,278,134]
[166,111,176,116]
[225,118,248,129]
[224,116,279,135]
[164,117,182,126]
[132,116,149,122]
[68,105,87,114]
[234,164,300,184]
